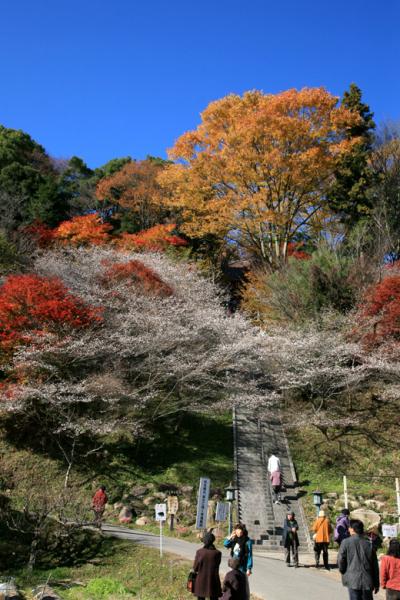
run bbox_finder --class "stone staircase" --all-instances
[234,407,312,553]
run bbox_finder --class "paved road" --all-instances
[103,524,349,600]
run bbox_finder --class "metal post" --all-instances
[343,475,348,509]
[228,501,232,536]
[160,518,163,558]
[396,478,400,525]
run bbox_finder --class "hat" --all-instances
[287,510,295,516]
[318,510,325,517]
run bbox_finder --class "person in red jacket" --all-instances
[92,485,108,528]
[380,539,400,599]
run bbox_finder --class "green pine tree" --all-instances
[328,84,376,228]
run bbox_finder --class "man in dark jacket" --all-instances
[221,558,247,600]
[338,519,379,600]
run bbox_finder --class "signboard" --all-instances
[195,477,210,529]
[155,503,167,522]
[215,502,229,522]
[167,496,179,515]
[382,523,398,538]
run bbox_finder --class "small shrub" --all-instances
[115,223,187,252]
[102,259,173,297]
[54,214,112,246]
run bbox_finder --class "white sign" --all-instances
[215,502,229,522]
[155,503,167,522]
[382,523,398,538]
[195,477,210,529]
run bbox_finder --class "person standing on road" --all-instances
[338,519,379,600]
[335,508,351,546]
[312,509,332,569]
[283,510,299,567]
[192,531,222,600]
[380,538,400,599]
[92,485,108,528]
[224,523,253,599]
[220,557,248,600]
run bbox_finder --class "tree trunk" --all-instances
[28,536,39,570]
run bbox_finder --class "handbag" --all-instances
[187,570,197,592]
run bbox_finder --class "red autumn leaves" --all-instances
[0,274,102,355]
[0,255,173,369]
[24,216,188,251]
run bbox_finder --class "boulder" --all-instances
[136,516,149,526]
[153,492,167,500]
[364,499,386,511]
[32,586,61,599]
[143,496,156,506]
[180,499,191,509]
[181,485,194,494]
[130,485,149,497]
[119,506,133,524]
[113,502,124,511]
[350,508,381,530]
[325,492,338,499]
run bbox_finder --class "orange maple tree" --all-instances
[159,88,361,268]
[115,223,187,252]
[54,214,112,246]
[96,159,168,230]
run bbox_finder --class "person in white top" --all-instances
[267,453,281,474]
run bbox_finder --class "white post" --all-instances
[228,501,231,536]
[343,475,348,509]
[396,478,400,525]
[160,518,163,558]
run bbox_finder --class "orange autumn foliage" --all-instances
[54,214,112,246]
[115,224,187,252]
[0,274,102,357]
[102,259,173,297]
[159,88,361,268]
[96,159,167,230]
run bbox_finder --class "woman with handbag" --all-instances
[191,531,222,600]
[312,509,332,569]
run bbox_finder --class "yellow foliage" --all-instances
[159,88,361,267]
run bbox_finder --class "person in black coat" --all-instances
[282,510,300,567]
[192,532,222,600]
[338,519,379,600]
[221,558,248,600]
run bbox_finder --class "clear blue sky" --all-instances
[1,0,399,168]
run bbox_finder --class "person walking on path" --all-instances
[220,557,248,600]
[335,508,351,546]
[267,452,281,475]
[224,523,253,599]
[270,469,282,504]
[312,509,332,569]
[192,531,222,600]
[338,518,379,600]
[282,510,299,568]
[92,485,108,528]
[380,538,400,599]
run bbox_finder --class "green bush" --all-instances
[82,577,130,599]
[244,246,359,323]
[0,233,19,274]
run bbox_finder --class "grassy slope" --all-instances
[288,427,400,524]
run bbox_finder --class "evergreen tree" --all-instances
[327,84,376,228]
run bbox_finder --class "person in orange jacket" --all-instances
[92,485,108,528]
[312,509,332,569]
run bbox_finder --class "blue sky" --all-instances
[1,0,399,168]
